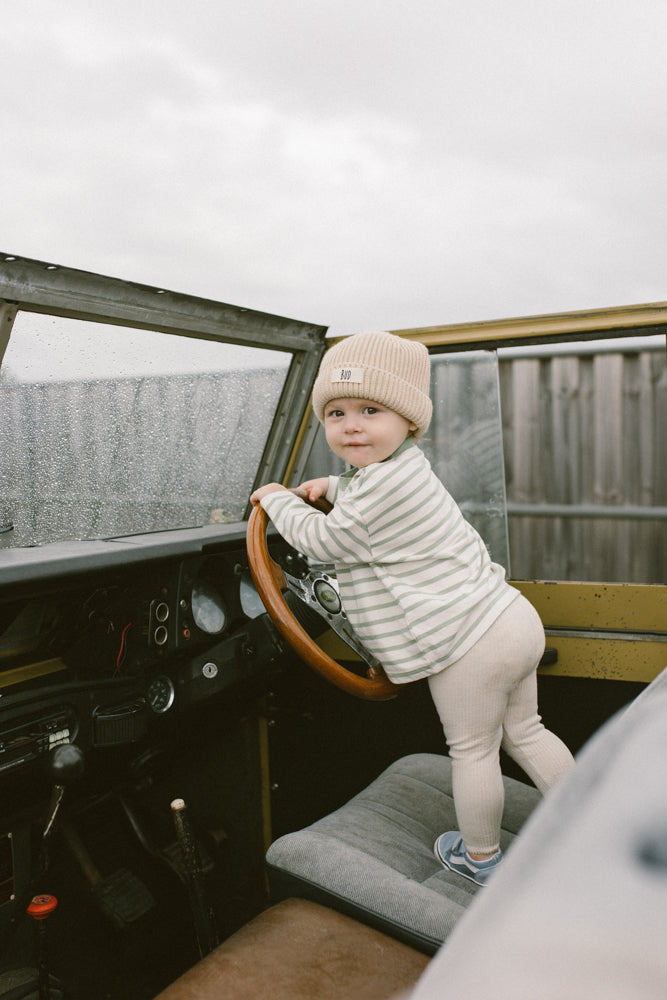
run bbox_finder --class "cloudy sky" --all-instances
[4,1,666,336]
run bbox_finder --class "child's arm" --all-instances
[250,479,334,507]
[257,485,370,565]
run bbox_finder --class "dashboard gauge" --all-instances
[147,675,175,714]
[191,579,227,635]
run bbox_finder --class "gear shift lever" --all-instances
[0,749,82,999]
[26,895,60,1000]
[42,744,85,841]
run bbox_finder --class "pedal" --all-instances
[91,867,156,929]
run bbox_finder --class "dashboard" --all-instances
[0,524,284,809]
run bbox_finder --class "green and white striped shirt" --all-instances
[261,439,517,683]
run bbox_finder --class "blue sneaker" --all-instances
[434,831,503,886]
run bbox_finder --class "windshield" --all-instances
[0,313,291,547]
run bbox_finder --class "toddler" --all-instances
[251,330,574,886]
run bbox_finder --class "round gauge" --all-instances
[147,675,175,714]
[191,579,228,635]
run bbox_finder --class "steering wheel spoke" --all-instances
[283,567,381,672]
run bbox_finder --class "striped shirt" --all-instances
[260,439,518,683]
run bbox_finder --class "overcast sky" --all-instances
[4,1,667,336]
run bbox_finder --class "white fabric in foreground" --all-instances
[408,667,667,1000]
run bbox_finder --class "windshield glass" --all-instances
[0,313,290,547]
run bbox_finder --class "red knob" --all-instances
[27,895,58,920]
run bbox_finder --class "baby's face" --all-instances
[323,397,416,468]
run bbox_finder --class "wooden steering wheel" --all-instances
[246,496,400,701]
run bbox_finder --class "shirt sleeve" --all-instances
[260,489,372,564]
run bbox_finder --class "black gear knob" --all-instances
[48,743,85,784]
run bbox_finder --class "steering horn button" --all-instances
[313,579,342,615]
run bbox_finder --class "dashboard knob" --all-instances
[27,894,59,920]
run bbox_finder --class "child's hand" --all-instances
[295,477,330,503]
[249,483,289,506]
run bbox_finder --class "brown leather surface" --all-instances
[153,898,430,999]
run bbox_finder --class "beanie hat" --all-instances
[312,331,432,437]
[313,332,433,437]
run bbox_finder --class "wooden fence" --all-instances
[303,342,666,585]
[499,345,666,584]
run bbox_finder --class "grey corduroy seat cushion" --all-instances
[266,752,541,954]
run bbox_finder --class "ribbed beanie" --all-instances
[312,331,432,437]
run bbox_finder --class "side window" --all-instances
[422,351,509,571]
[300,349,511,571]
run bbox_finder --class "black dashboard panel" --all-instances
[0,525,283,803]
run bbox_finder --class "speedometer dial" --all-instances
[191,579,227,635]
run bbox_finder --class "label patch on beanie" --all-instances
[331,367,364,384]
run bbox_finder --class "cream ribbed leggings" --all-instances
[427,594,575,855]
